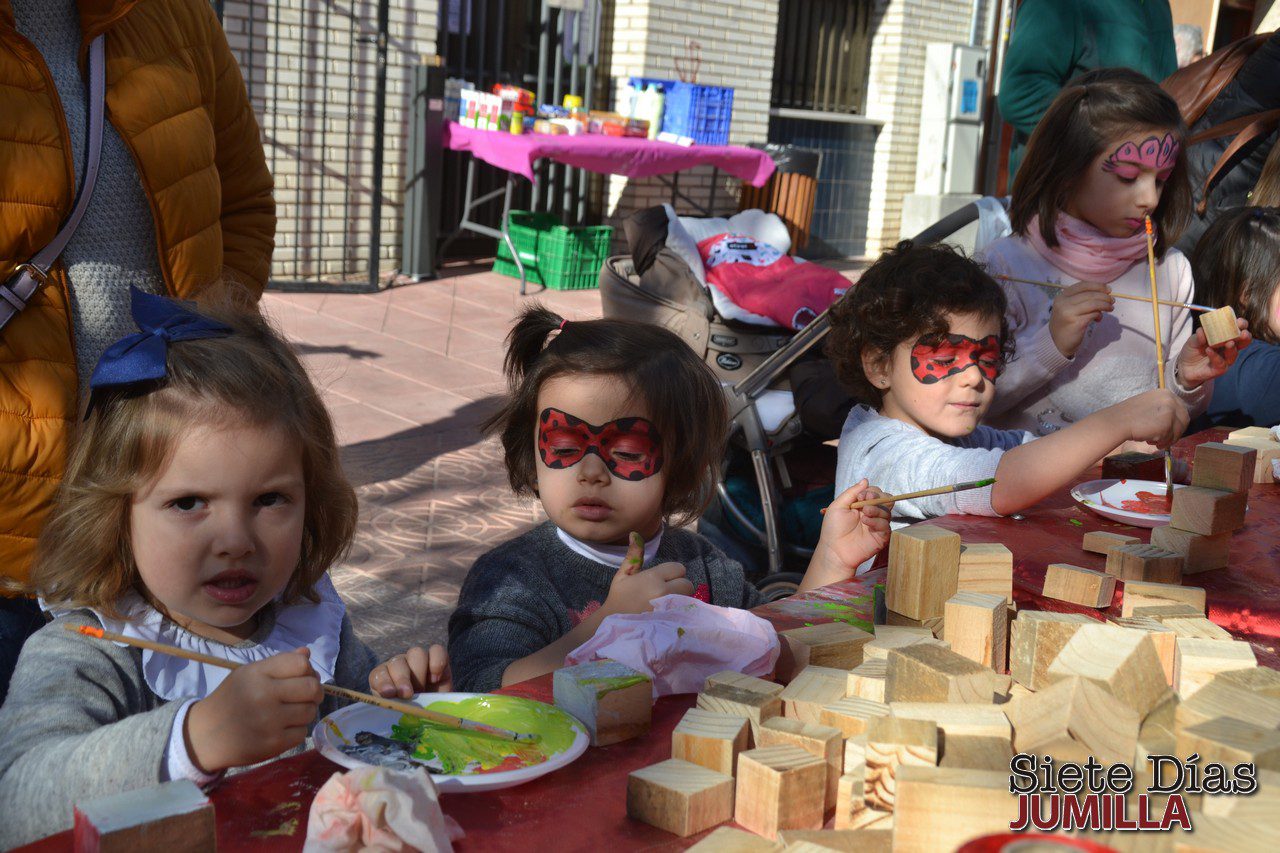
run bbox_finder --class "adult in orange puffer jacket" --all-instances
[0,0,274,702]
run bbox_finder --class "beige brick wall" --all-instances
[221,1,439,282]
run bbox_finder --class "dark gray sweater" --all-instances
[448,522,764,692]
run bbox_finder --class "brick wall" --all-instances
[220,1,439,283]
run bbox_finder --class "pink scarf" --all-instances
[1025,213,1151,282]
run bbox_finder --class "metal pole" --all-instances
[533,1,550,212]
[401,58,445,280]
[368,0,391,289]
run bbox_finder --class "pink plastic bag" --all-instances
[304,766,463,852]
[564,594,780,697]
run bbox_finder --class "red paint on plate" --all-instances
[1118,490,1171,514]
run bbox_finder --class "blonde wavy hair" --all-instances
[24,285,358,618]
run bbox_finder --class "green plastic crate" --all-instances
[493,211,613,290]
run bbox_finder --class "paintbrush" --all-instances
[67,624,539,743]
[996,274,1214,313]
[821,478,996,514]
[1145,216,1175,503]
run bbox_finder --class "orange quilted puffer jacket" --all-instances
[0,0,274,586]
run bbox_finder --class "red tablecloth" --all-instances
[20,430,1278,851]
[443,121,777,186]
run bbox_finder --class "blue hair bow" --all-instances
[89,287,233,394]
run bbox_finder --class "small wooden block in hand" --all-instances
[734,745,827,838]
[1008,610,1095,690]
[892,766,1020,853]
[886,525,961,621]
[1169,487,1249,536]
[776,622,872,682]
[1105,543,1184,583]
[1045,623,1168,717]
[626,758,734,838]
[1003,675,1139,765]
[553,659,652,746]
[1200,305,1241,347]
[1150,525,1231,573]
[758,717,843,811]
[1191,442,1257,493]
[943,591,1008,670]
[957,542,1013,604]
[863,715,938,811]
[1043,563,1116,608]
[671,707,750,776]
[1121,580,1206,617]
[73,780,214,853]
[885,644,1011,704]
[1081,530,1141,556]
[780,666,849,724]
[697,671,784,745]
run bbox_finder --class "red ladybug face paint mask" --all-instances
[537,408,664,481]
[909,334,1003,385]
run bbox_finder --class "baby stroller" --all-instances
[598,200,1009,599]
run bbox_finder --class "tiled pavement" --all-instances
[264,265,605,659]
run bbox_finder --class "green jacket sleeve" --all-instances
[997,0,1081,137]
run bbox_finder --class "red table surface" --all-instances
[20,429,1278,851]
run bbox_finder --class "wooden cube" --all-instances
[893,766,1020,853]
[1121,580,1206,617]
[862,626,948,661]
[734,745,827,838]
[1202,769,1280,819]
[1106,543,1184,583]
[845,658,887,702]
[1149,525,1231,573]
[627,758,734,838]
[776,829,871,850]
[957,542,1013,604]
[887,702,1012,741]
[1008,610,1095,690]
[886,525,961,620]
[885,644,1011,704]
[1199,304,1241,347]
[1107,616,1177,686]
[1212,667,1280,698]
[671,708,750,777]
[1003,675,1139,765]
[780,666,849,724]
[1165,616,1234,641]
[1177,717,1280,771]
[1129,603,1205,622]
[1175,675,1280,733]
[1224,435,1280,485]
[1169,486,1248,536]
[1227,425,1275,443]
[885,609,944,638]
[936,734,1015,771]
[1175,637,1257,698]
[72,780,214,853]
[863,715,938,811]
[552,659,652,746]
[697,671,783,744]
[685,826,783,852]
[776,622,872,682]
[1045,623,1168,717]
[819,696,890,738]
[1042,563,1116,608]
[1191,442,1257,493]
[943,591,1007,670]
[758,717,843,810]
[1081,530,1141,556]
[833,772,867,830]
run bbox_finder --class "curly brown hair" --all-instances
[483,305,727,524]
[825,241,1013,406]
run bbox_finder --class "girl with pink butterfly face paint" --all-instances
[979,68,1251,441]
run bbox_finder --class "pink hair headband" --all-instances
[1102,133,1180,173]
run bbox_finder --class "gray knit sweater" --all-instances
[11,0,164,393]
[0,610,378,849]
[448,521,765,693]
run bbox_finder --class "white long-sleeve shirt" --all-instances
[979,236,1209,435]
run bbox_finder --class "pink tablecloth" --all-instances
[443,121,777,186]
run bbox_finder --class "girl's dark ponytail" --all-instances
[502,305,563,387]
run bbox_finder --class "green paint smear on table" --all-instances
[806,600,874,632]
[392,695,579,776]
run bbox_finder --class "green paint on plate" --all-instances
[392,695,580,775]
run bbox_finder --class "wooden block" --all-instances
[884,609,945,639]
[1202,769,1280,818]
[886,644,1011,704]
[1224,435,1280,484]
[863,715,937,811]
[697,672,783,745]
[1003,675,1139,765]
[1106,543,1185,583]
[1191,441,1257,493]
[1212,666,1280,698]
[1169,486,1248,536]
[776,829,867,851]
[72,780,214,853]
[819,697,889,738]
[553,659,652,746]
[937,734,1014,771]
[686,826,783,852]
[943,591,1007,670]
[1227,425,1275,443]
[1175,637,1257,698]
[1121,580,1206,617]
[844,658,887,702]
[780,667,849,724]
[1165,616,1234,641]
[1174,811,1280,852]
[1177,717,1280,771]
[1175,675,1280,733]
[734,745,826,838]
[887,703,1011,740]
[1082,530,1141,556]
[1131,603,1204,622]
[956,542,1013,604]
[1103,450,1167,482]
[1108,616,1177,685]
[862,626,945,661]
[892,766,1020,853]
[1008,610,1095,690]
[886,525,961,621]
[833,771,867,831]
[1149,525,1231,573]
[1045,623,1167,717]
[1043,563,1115,608]
[843,733,866,770]
[1136,692,1180,789]
[776,622,872,682]
[1199,304,1240,347]
[671,708,749,777]
[626,758,734,838]
[759,717,843,811]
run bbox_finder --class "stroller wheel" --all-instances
[755,572,804,602]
